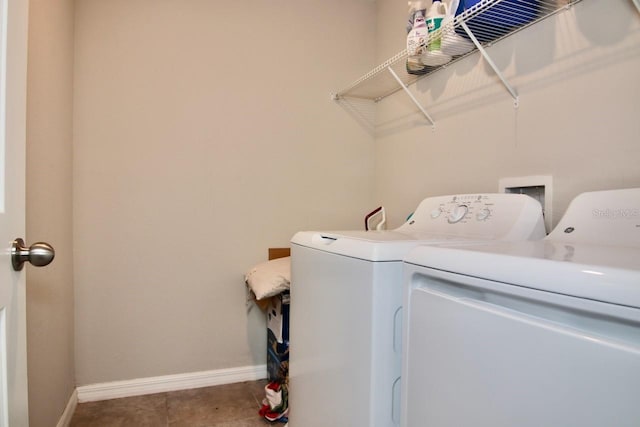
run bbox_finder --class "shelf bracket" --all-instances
[387,67,436,128]
[460,21,519,108]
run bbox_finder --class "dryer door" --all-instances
[401,268,640,427]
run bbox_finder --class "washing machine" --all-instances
[288,193,546,427]
[401,188,640,427]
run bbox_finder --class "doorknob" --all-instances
[11,238,55,271]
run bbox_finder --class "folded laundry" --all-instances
[264,381,283,409]
[245,256,291,301]
[259,381,289,423]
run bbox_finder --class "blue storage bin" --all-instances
[456,0,541,42]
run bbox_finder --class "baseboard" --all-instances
[76,364,267,403]
[56,389,78,427]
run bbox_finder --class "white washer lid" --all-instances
[291,230,475,262]
[291,192,546,262]
[404,241,640,309]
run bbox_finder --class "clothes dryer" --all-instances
[289,193,546,427]
[401,188,640,427]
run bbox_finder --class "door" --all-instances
[0,0,30,425]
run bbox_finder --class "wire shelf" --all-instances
[334,0,582,102]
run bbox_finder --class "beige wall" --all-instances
[374,1,640,228]
[26,0,76,425]
[73,0,376,385]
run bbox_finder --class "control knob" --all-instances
[448,204,468,224]
[476,208,491,221]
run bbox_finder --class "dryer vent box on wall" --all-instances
[499,176,552,233]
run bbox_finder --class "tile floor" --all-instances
[70,379,283,427]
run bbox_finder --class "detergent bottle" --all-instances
[440,0,474,56]
[420,0,452,66]
[406,0,428,33]
[425,0,447,51]
[406,1,430,74]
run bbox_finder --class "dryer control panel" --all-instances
[548,188,640,248]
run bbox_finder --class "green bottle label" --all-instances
[427,17,444,51]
